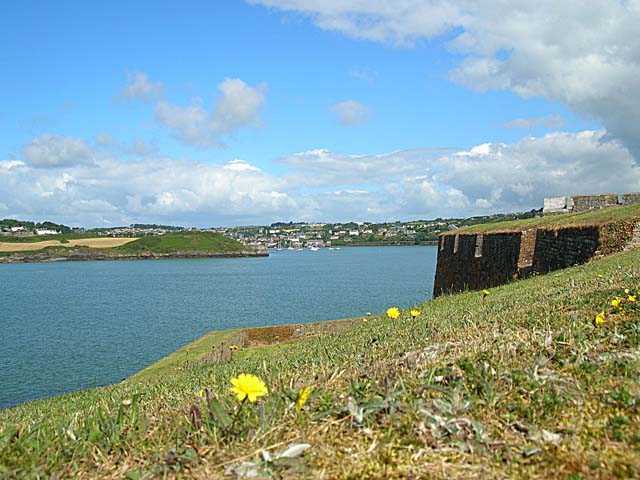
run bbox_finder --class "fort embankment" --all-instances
[433,202,640,297]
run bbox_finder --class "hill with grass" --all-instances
[0,231,267,263]
[447,203,640,235]
[1,246,638,478]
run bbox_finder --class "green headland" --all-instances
[0,231,265,263]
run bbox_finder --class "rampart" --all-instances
[543,191,640,215]
[433,220,640,297]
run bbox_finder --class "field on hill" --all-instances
[1,249,639,478]
[112,231,247,254]
[0,237,138,252]
[0,232,250,257]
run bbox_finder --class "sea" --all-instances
[0,246,437,409]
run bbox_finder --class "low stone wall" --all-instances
[433,219,639,297]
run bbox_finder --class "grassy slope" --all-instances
[1,250,639,478]
[0,232,247,256]
[130,330,241,381]
[448,203,640,234]
[112,232,246,254]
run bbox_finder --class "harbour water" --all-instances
[0,246,437,408]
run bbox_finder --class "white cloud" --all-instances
[276,147,454,187]
[500,115,565,130]
[115,72,165,102]
[21,134,96,168]
[348,68,377,83]
[248,0,640,157]
[331,100,371,126]
[3,130,638,226]
[433,130,640,211]
[155,78,266,148]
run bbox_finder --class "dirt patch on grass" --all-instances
[0,237,137,252]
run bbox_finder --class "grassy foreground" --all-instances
[450,203,640,234]
[1,250,640,478]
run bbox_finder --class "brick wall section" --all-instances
[532,226,600,273]
[571,194,619,212]
[433,232,521,296]
[622,192,640,205]
[433,220,640,297]
[517,229,537,268]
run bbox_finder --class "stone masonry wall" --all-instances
[433,232,521,296]
[623,192,640,205]
[571,194,619,212]
[433,220,639,297]
[532,226,600,273]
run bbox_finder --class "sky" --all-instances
[0,0,638,227]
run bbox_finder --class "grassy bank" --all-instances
[112,232,247,255]
[449,203,640,235]
[1,249,639,478]
[0,231,251,258]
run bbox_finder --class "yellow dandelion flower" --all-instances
[482,289,491,298]
[229,345,239,351]
[229,373,268,403]
[628,295,637,303]
[410,309,420,318]
[594,311,605,326]
[624,288,630,295]
[296,386,312,411]
[597,274,604,278]
[196,389,205,398]
[386,307,400,319]
[366,312,372,316]
[611,297,623,311]
[275,335,280,340]
[362,318,368,323]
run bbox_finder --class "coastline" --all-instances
[0,247,269,264]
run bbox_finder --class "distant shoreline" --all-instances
[0,248,268,264]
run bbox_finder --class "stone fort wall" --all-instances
[543,192,640,215]
[433,220,639,297]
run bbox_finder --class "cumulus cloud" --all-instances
[331,100,371,126]
[276,147,455,187]
[432,130,640,211]
[248,0,640,157]
[155,78,266,148]
[500,114,565,130]
[3,129,638,226]
[21,134,96,168]
[94,134,158,157]
[115,72,165,102]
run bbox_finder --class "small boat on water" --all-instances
[309,246,319,252]
[287,247,295,251]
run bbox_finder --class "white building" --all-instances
[36,229,59,235]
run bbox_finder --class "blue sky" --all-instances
[0,1,637,226]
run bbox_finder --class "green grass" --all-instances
[0,232,108,243]
[449,203,640,234]
[1,250,639,478]
[130,330,242,381]
[112,231,246,254]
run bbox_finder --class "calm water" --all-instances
[0,246,437,408]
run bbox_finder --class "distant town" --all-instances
[0,209,541,248]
